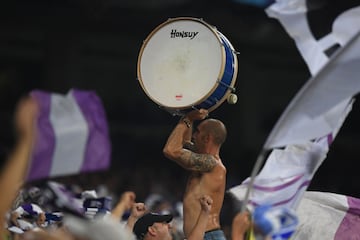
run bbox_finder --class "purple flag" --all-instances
[26,89,111,181]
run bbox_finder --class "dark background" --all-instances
[1,0,360,204]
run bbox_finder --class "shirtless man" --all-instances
[163,109,227,240]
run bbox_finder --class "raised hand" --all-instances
[199,195,213,214]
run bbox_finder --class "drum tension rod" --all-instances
[191,106,200,111]
[217,80,236,92]
[191,106,210,117]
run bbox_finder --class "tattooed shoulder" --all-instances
[189,153,217,172]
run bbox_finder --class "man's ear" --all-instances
[204,133,211,143]
[147,225,157,236]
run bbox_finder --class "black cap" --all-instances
[133,212,173,240]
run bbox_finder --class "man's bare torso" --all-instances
[182,161,226,237]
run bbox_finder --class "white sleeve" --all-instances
[31,204,44,214]
[12,206,25,216]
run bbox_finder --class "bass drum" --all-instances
[137,17,239,115]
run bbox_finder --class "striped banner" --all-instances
[229,136,329,211]
[229,98,353,210]
[229,100,354,239]
[230,1,360,238]
[26,89,111,181]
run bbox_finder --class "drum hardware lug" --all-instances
[234,51,240,55]
[227,93,238,104]
[217,80,236,92]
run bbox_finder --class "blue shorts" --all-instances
[203,229,227,240]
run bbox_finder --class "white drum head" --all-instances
[138,17,225,109]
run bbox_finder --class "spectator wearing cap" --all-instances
[133,212,173,240]
[132,195,213,240]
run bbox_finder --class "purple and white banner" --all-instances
[229,97,353,208]
[293,191,360,240]
[230,1,360,238]
[229,100,354,238]
[26,89,111,181]
[229,135,329,210]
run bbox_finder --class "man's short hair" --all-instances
[203,119,227,145]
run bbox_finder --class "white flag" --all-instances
[293,191,360,240]
[263,0,360,148]
[266,0,360,75]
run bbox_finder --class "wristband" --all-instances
[182,117,192,128]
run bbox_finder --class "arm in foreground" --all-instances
[163,109,217,171]
[0,96,38,235]
[125,202,147,231]
[111,191,136,221]
[187,195,213,240]
[232,211,251,240]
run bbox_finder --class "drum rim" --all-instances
[137,17,237,111]
[207,33,238,113]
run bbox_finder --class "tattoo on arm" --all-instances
[179,151,217,172]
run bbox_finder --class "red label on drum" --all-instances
[175,94,183,101]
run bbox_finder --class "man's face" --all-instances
[37,212,46,226]
[151,221,173,240]
[192,122,207,152]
